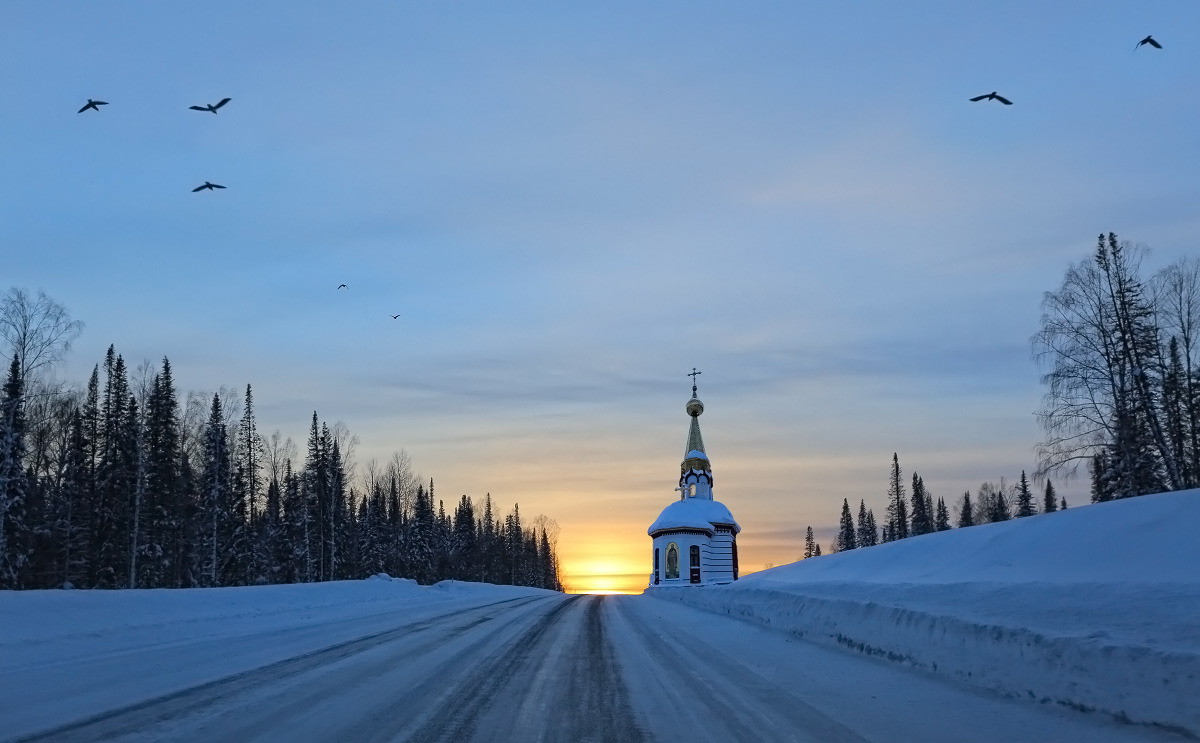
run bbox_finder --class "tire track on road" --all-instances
[549,596,645,743]
[611,596,868,743]
[396,595,645,743]
[397,594,584,742]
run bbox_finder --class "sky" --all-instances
[5,2,1200,593]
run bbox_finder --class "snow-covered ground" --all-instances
[653,488,1200,737]
[0,578,557,741]
[1,490,1195,741]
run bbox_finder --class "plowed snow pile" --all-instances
[650,489,1200,737]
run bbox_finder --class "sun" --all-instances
[561,558,646,595]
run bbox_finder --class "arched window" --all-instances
[665,542,679,579]
[689,545,701,583]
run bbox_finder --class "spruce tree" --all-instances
[863,508,878,546]
[986,481,1011,522]
[434,498,451,581]
[934,496,951,531]
[262,471,287,583]
[957,491,974,528]
[539,528,557,589]
[1014,471,1036,517]
[233,384,263,580]
[803,525,816,558]
[1043,480,1058,513]
[80,367,100,586]
[325,437,346,581]
[200,393,232,587]
[409,482,435,583]
[50,409,90,587]
[910,472,933,536]
[127,393,145,589]
[453,494,477,581]
[0,357,29,588]
[885,453,908,540]
[1090,452,1111,502]
[93,348,135,588]
[836,498,857,551]
[1164,337,1192,487]
[480,493,496,582]
[143,359,183,587]
[855,499,877,547]
[505,502,523,584]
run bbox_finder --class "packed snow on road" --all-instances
[2,490,1197,742]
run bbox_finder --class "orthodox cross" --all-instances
[688,367,701,396]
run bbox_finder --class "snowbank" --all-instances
[650,489,1200,737]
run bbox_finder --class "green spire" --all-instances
[685,414,705,456]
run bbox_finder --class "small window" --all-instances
[654,548,660,584]
[666,542,679,579]
[690,545,701,583]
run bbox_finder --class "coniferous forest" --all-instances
[0,291,563,590]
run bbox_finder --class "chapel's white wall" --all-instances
[702,530,736,584]
[650,532,710,586]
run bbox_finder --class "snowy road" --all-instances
[6,589,1186,742]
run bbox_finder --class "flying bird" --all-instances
[192,181,226,192]
[969,91,1013,105]
[1135,35,1162,50]
[390,314,401,319]
[189,97,232,113]
[337,284,348,290]
[77,99,108,113]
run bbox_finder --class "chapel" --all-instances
[648,374,740,587]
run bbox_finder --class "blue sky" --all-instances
[5,2,1200,590]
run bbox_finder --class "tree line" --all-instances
[0,290,563,591]
[806,233,1199,555]
[814,453,1066,555]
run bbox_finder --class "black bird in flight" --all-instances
[189,97,232,114]
[77,99,108,113]
[970,91,1013,105]
[390,314,401,319]
[1135,35,1162,50]
[338,284,348,290]
[192,181,226,192]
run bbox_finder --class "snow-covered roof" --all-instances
[685,449,707,461]
[648,498,740,536]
